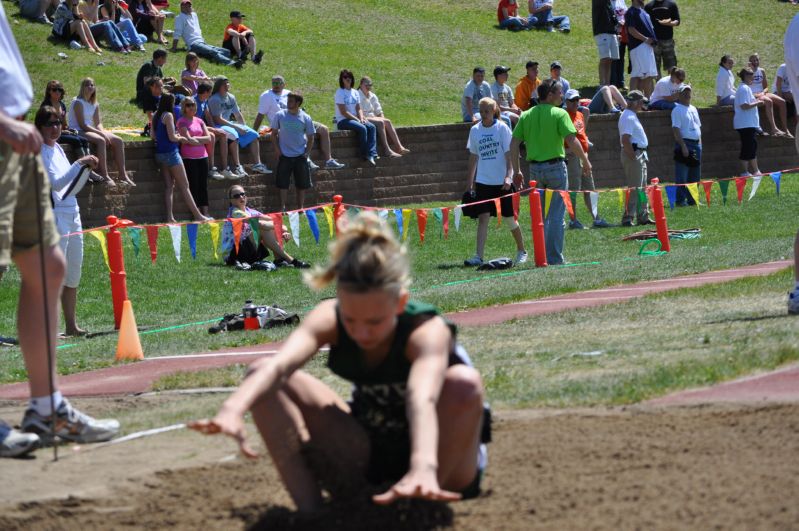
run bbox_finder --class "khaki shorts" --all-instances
[566,154,595,191]
[0,142,60,267]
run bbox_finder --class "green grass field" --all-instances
[5,0,798,128]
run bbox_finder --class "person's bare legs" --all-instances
[215,130,228,169]
[154,14,166,45]
[161,164,175,222]
[315,124,333,161]
[368,118,399,158]
[247,35,257,60]
[247,140,262,166]
[475,212,489,259]
[296,188,305,211]
[748,158,762,175]
[641,77,654,98]
[14,244,65,397]
[768,93,791,135]
[757,95,779,134]
[108,133,133,185]
[230,36,242,59]
[257,219,294,262]
[510,225,525,253]
[249,368,370,512]
[82,131,113,184]
[229,141,240,168]
[629,76,640,93]
[383,118,409,153]
[583,192,596,221]
[61,286,85,336]
[599,58,612,87]
[169,164,208,221]
[72,20,101,53]
[279,188,288,213]
[608,85,627,109]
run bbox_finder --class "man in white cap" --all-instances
[618,90,654,226]
[670,84,701,207]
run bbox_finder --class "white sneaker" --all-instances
[789,290,799,315]
[464,255,483,267]
[0,421,39,458]
[208,167,225,180]
[515,250,528,265]
[308,158,320,171]
[251,162,272,174]
[234,165,248,178]
[222,168,237,180]
[325,158,345,170]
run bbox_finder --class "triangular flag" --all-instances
[269,213,284,249]
[617,188,625,211]
[186,223,198,259]
[416,210,428,243]
[512,192,520,222]
[701,181,713,206]
[770,172,782,196]
[305,210,320,243]
[665,186,677,209]
[346,206,360,220]
[401,209,412,241]
[454,206,462,231]
[289,211,300,247]
[146,225,159,263]
[637,188,647,209]
[378,209,389,222]
[748,175,762,200]
[128,227,141,258]
[735,177,747,204]
[718,179,730,205]
[494,198,502,227]
[209,222,220,259]
[168,224,181,263]
[589,191,599,219]
[538,189,546,218]
[322,205,334,237]
[568,191,577,220]
[248,218,259,246]
[544,189,553,218]
[442,208,449,239]
[625,188,631,212]
[87,230,110,271]
[686,183,699,206]
[231,218,243,255]
[394,209,403,238]
[432,208,443,238]
[559,191,574,219]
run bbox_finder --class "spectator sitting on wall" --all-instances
[491,66,521,128]
[461,67,492,123]
[515,60,541,111]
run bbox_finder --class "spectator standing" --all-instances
[618,90,654,226]
[0,2,120,457]
[564,89,611,229]
[180,52,210,96]
[490,66,521,127]
[51,0,103,54]
[207,76,271,175]
[648,66,685,111]
[625,0,657,97]
[253,75,346,171]
[610,0,628,89]
[643,0,679,79]
[749,53,791,138]
[715,54,736,106]
[514,61,541,111]
[510,79,591,265]
[135,48,167,105]
[734,68,764,177]
[463,98,527,267]
[272,92,315,213]
[670,85,701,206]
[335,69,378,166]
[222,10,262,64]
[40,80,91,158]
[592,0,620,87]
[358,76,410,158]
[195,82,231,179]
[775,63,795,125]
[527,0,570,32]
[37,106,95,336]
[176,97,212,215]
[461,67,492,122]
[497,0,530,31]
[171,0,242,68]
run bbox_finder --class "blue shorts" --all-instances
[155,150,182,167]
[220,124,259,148]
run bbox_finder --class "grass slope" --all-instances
[5,0,798,128]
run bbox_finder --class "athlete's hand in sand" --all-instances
[188,409,259,459]
[372,467,462,505]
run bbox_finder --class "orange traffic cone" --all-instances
[116,300,144,361]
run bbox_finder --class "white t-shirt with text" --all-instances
[467,120,512,186]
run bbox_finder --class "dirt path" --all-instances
[1,396,797,530]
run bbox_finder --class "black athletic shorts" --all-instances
[469,182,516,218]
[276,155,312,190]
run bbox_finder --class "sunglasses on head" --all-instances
[231,192,246,199]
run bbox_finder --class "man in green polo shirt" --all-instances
[511,78,591,265]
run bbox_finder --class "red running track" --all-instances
[0,260,794,401]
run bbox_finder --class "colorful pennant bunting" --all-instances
[186,223,198,259]
[168,224,181,263]
[87,230,110,271]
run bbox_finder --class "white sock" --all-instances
[30,391,63,417]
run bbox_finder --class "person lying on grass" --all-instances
[191,212,488,512]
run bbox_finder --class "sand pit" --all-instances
[1,395,798,530]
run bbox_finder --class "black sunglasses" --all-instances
[51,87,65,93]
[231,192,246,199]
[46,120,62,127]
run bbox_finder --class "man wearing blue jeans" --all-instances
[527,0,570,33]
[671,85,701,206]
[171,0,241,68]
[510,79,591,265]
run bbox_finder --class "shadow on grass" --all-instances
[703,313,791,325]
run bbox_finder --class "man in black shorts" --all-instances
[271,92,315,212]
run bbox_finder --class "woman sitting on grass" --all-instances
[191,211,487,513]
[51,0,103,54]
[358,76,411,158]
[220,184,310,269]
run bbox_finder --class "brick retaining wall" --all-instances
[76,106,797,227]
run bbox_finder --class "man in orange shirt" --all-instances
[223,10,263,64]
[514,60,541,111]
[564,89,611,228]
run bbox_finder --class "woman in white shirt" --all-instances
[335,69,378,166]
[748,53,791,138]
[67,77,134,186]
[649,67,685,111]
[715,55,736,106]
[734,68,764,176]
[358,76,410,159]
[36,106,97,336]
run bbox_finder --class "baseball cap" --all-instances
[180,0,191,5]
[525,60,539,69]
[678,83,692,92]
[473,66,486,74]
[493,65,511,77]
[272,75,285,84]
[564,89,580,101]
[550,61,562,70]
[230,10,245,18]
[625,89,648,103]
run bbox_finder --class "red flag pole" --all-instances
[106,215,134,329]
[332,194,344,235]
[649,178,671,252]
[527,181,547,267]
